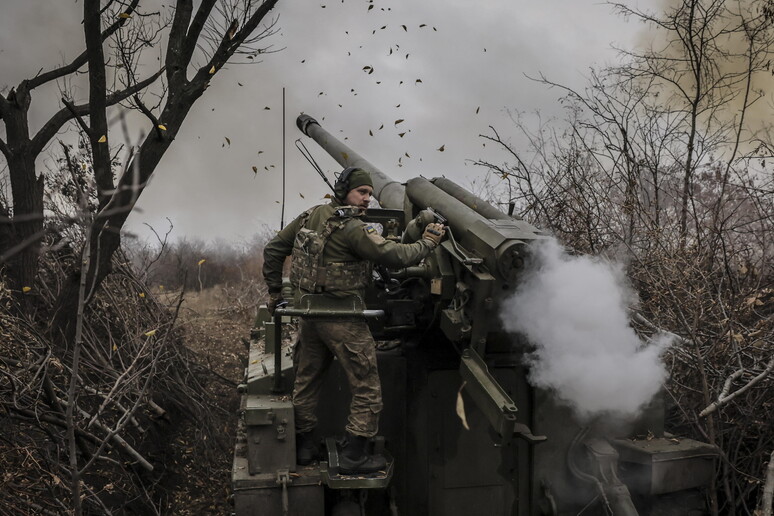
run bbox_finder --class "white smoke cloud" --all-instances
[501,238,668,420]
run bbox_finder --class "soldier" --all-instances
[262,167,445,475]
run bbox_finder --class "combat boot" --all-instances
[338,433,386,475]
[296,432,318,466]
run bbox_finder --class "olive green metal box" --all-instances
[244,395,296,475]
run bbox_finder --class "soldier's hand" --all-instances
[267,291,285,315]
[422,222,446,246]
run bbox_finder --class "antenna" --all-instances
[280,87,286,229]
[295,138,336,196]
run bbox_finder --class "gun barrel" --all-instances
[432,177,510,220]
[297,115,404,209]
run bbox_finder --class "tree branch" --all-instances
[85,0,113,209]
[190,0,279,85]
[0,137,10,160]
[24,0,140,91]
[165,0,197,90]
[699,356,774,417]
[30,67,164,156]
[133,95,165,140]
[61,98,92,137]
[180,0,218,67]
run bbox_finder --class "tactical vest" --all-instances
[289,207,372,293]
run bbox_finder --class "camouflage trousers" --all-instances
[292,318,383,438]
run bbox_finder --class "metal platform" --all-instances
[319,437,394,489]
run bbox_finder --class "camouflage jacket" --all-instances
[262,200,436,299]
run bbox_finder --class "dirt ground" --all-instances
[161,289,255,515]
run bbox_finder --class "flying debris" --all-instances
[437,144,445,152]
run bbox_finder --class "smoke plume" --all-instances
[501,238,668,420]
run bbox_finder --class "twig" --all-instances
[61,97,93,137]
[132,94,166,140]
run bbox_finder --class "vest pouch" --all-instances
[323,261,372,291]
[290,228,326,292]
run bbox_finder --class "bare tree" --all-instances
[0,0,280,336]
[475,1,774,514]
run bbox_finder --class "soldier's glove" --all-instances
[267,291,285,316]
[422,223,446,246]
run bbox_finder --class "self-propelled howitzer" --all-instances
[231,115,717,516]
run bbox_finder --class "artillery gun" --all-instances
[231,115,717,516]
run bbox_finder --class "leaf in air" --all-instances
[405,152,410,157]
[394,119,404,125]
[118,12,132,19]
[476,106,480,114]
[158,124,167,131]
[369,130,373,136]
[437,144,445,152]
[380,25,386,30]
[419,23,426,28]
[138,292,146,298]
[456,382,470,430]
[238,82,243,86]
[299,193,305,198]
[258,150,264,154]
[264,106,271,110]
[224,137,231,146]
[398,132,405,138]
[22,286,32,293]
[144,329,157,337]
[342,152,349,161]
[198,259,206,266]
[252,166,258,174]
[98,135,107,143]
[379,124,384,130]
[368,4,373,10]
[209,65,216,74]
[324,194,332,199]
[415,79,422,83]
[363,65,373,74]
[401,24,407,31]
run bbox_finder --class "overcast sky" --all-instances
[1,0,659,245]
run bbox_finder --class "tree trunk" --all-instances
[2,87,45,306]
